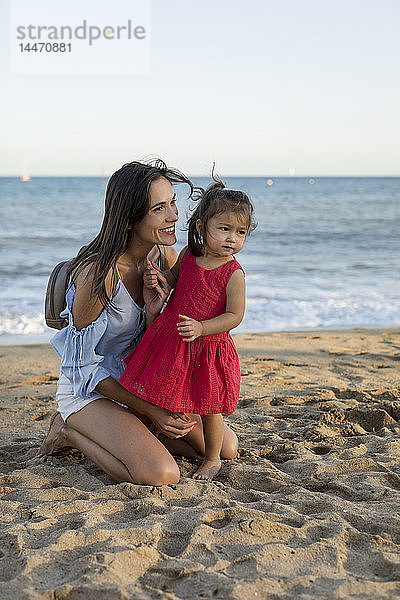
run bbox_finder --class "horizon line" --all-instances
[1,174,400,179]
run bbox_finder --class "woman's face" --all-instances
[134,176,179,246]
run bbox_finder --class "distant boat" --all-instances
[20,174,31,182]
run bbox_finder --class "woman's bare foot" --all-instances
[40,412,71,456]
[192,458,221,481]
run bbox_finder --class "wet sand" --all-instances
[0,328,399,599]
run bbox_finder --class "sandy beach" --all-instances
[0,328,399,599]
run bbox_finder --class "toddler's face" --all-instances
[201,211,248,257]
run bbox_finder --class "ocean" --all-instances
[0,176,399,343]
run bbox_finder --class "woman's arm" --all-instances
[68,265,196,438]
[143,246,188,326]
[143,268,172,328]
[177,269,246,342]
[95,377,196,438]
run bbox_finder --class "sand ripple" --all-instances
[1,332,400,598]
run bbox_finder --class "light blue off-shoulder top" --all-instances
[51,278,146,401]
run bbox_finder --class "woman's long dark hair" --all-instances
[68,159,194,309]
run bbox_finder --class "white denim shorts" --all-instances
[56,372,103,422]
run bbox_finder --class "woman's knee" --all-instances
[132,456,180,486]
[221,427,238,460]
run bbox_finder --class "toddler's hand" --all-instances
[177,314,203,342]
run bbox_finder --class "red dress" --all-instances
[120,249,243,414]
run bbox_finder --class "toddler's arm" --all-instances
[177,269,245,341]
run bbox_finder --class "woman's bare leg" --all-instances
[68,426,137,482]
[192,414,224,480]
[40,412,135,482]
[41,399,180,485]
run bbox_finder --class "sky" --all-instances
[0,0,399,176]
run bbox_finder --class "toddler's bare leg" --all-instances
[193,414,223,480]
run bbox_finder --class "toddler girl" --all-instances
[120,177,256,480]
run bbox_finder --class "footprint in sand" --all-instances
[347,408,397,432]
[157,530,193,557]
[0,533,26,582]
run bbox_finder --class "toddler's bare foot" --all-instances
[40,412,71,456]
[192,459,221,481]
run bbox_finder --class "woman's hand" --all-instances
[96,378,196,439]
[146,403,197,439]
[177,314,204,342]
[143,261,171,320]
[143,261,160,290]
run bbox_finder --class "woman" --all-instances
[41,160,238,485]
